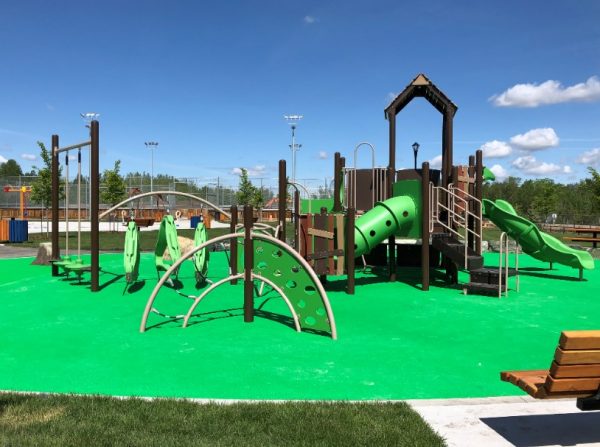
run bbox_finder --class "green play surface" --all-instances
[0,249,598,400]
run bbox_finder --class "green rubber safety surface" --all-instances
[0,250,599,400]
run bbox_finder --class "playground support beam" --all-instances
[51,134,60,276]
[333,152,342,212]
[230,205,238,285]
[243,205,254,323]
[346,207,355,294]
[442,112,453,189]
[90,120,100,292]
[294,190,300,251]
[421,162,430,291]
[468,155,475,251]
[387,113,396,281]
[475,149,483,255]
[278,159,286,243]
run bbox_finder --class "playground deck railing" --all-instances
[429,183,483,269]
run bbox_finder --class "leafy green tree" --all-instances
[30,141,62,209]
[0,158,23,177]
[236,168,256,206]
[101,160,127,206]
[587,167,600,213]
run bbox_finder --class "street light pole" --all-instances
[412,142,420,170]
[81,112,99,219]
[284,114,303,184]
[145,141,159,192]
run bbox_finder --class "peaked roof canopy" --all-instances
[385,73,458,118]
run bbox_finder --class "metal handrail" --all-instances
[499,232,509,298]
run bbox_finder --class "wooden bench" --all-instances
[563,236,600,248]
[501,330,600,411]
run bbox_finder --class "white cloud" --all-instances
[491,76,600,107]
[21,153,36,161]
[489,164,509,180]
[512,155,570,176]
[231,165,267,177]
[303,15,317,24]
[576,148,600,166]
[509,128,559,151]
[429,155,442,169]
[480,140,512,158]
[0,155,7,163]
[318,151,328,160]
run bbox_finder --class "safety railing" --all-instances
[498,232,520,298]
[429,183,483,269]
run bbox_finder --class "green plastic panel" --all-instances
[123,221,140,282]
[237,238,333,335]
[300,198,334,214]
[155,215,181,272]
[484,198,594,270]
[193,222,209,280]
[392,180,421,239]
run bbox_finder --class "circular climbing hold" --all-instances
[316,307,326,316]
[291,265,300,273]
[272,249,283,258]
[304,285,316,296]
[304,316,316,326]
[285,280,297,289]
[273,269,282,277]
[257,261,267,270]
[297,299,306,309]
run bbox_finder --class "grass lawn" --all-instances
[0,393,444,447]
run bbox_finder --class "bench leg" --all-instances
[577,388,600,411]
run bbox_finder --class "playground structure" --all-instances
[278,73,594,298]
[3,185,31,219]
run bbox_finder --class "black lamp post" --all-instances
[412,142,420,170]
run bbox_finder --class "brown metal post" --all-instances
[51,134,60,276]
[243,205,254,322]
[278,160,286,243]
[346,207,355,295]
[421,162,430,291]
[333,152,342,212]
[294,190,300,251]
[388,113,396,281]
[230,205,238,285]
[442,112,454,189]
[468,155,475,250]
[475,150,483,255]
[90,121,100,292]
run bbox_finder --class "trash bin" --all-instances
[190,216,201,229]
[9,219,28,243]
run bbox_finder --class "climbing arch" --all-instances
[140,232,337,339]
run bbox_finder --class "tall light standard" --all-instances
[80,112,99,218]
[145,141,159,192]
[284,114,303,184]
[412,142,420,170]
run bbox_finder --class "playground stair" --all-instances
[432,233,483,270]
[465,267,518,295]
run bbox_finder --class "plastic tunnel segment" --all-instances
[483,198,594,271]
[155,215,181,273]
[123,220,140,283]
[193,222,209,282]
[353,195,416,257]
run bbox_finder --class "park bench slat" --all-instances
[560,330,600,350]
[545,376,600,393]
[550,361,600,378]
[554,347,600,365]
[563,237,600,242]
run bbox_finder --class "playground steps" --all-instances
[465,267,518,296]
[431,234,483,270]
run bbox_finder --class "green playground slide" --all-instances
[124,221,140,283]
[483,199,594,271]
[155,215,181,273]
[354,195,416,257]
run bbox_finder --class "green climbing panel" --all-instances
[238,238,333,335]
[124,220,140,283]
[155,215,181,273]
[193,222,209,283]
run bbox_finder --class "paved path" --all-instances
[410,396,600,447]
[0,244,38,259]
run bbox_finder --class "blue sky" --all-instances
[1,0,599,190]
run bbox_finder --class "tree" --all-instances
[235,168,256,206]
[101,160,127,206]
[30,141,62,209]
[0,159,23,177]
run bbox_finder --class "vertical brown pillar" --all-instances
[294,190,300,251]
[442,112,454,189]
[333,152,342,212]
[468,155,475,250]
[475,150,483,255]
[421,162,430,291]
[278,160,286,243]
[346,207,355,295]
[90,121,100,292]
[387,112,396,281]
[230,205,238,285]
[243,205,254,322]
[51,134,60,276]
